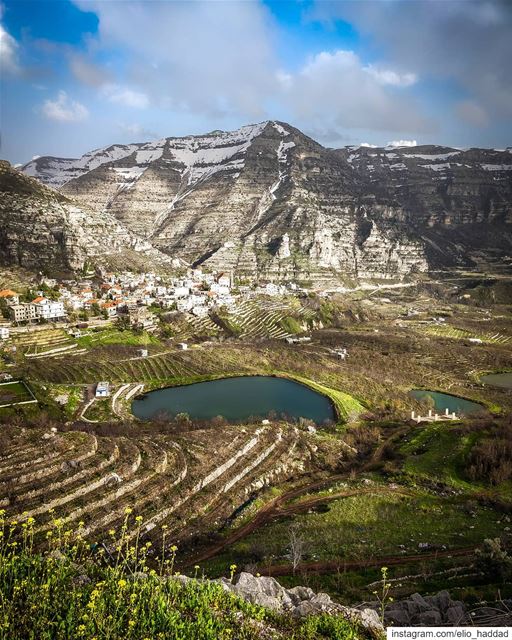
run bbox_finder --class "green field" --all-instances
[0,380,34,406]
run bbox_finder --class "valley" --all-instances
[1,268,511,613]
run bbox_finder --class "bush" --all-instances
[465,423,512,485]
[475,538,512,583]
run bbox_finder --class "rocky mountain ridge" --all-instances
[12,121,512,280]
[0,160,173,275]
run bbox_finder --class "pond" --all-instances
[480,372,512,390]
[132,375,336,424]
[408,389,483,416]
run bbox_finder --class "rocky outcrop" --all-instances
[190,571,383,635]
[17,123,512,281]
[0,160,172,275]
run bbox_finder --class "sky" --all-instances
[1,0,511,165]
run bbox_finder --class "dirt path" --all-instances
[180,426,410,569]
[257,546,476,577]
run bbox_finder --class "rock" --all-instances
[385,609,411,626]
[432,590,451,614]
[408,593,432,614]
[231,572,293,611]
[445,605,466,624]
[286,585,316,605]
[417,610,442,625]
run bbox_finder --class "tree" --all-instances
[116,315,130,331]
[0,298,8,319]
[91,302,101,317]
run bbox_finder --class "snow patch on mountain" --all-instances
[22,144,142,188]
[168,122,267,186]
[481,164,512,171]
[405,152,460,161]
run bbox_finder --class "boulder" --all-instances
[445,605,466,624]
[432,590,451,614]
[231,572,293,611]
[416,610,442,625]
[385,608,411,626]
[286,585,315,605]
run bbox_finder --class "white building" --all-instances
[173,286,190,299]
[95,381,110,397]
[192,305,209,318]
[32,297,66,320]
[0,327,9,340]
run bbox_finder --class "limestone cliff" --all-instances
[0,160,171,275]
[18,122,512,281]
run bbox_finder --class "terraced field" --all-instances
[13,327,81,358]
[0,423,326,549]
[422,323,511,344]
[23,348,212,384]
[225,299,313,339]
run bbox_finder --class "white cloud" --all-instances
[282,50,432,134]
[117,122,159,139]
[41,91,89,122]
[312,0,512,120]
[0,23,20,75]
[360,142,378,148]
[103,85,149,109]
[387,140,417,147]
[72,0,277,118]
[364,65,417,87]
[70,55,111,87]
[31,155,40,160]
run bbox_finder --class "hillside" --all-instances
[0,160,173,276]
[0,525,379,639]
[14,122,512,281]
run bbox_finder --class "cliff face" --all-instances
[0,160,171,275]
[18,123,512,281]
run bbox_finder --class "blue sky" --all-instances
[1,0,511,164]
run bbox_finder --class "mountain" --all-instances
[17,121,512,280]
[0,160,172,275]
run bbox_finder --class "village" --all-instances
[0,267,304,339]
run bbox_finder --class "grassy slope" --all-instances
[0,521,369,640]
[283,373,365,421]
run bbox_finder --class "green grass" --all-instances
[83,398,113,422]
[0,380,34,406]
[279,316,303,334]
[46,384,84,417]
[399,423,477,490]
[399,423,512,499]
[284,374,365,422]
[0,515,369,640]
[202,486,506,576]
[76,329,160,348]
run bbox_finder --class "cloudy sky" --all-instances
[1,0,511,164]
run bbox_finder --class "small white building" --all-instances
[0,327,9,340]
[177,342,188,350]
[95,381,110,398]
[192,305,209,318]
[173,286,190,299]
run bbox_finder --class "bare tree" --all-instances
[287,523,305,574]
